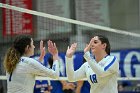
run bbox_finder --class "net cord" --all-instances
[0,75,140,81]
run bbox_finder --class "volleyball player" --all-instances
[3,35,60,93]
[66,35,119,93]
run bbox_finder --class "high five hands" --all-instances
[66,43,77,58]
[39,40,59,62]
[47,40,58,61]
[39,40,46,62]
[66,38,94,58]
[39,38,93,61]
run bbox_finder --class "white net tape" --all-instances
[0,75,140,81]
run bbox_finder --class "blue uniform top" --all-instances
[50,80,63,93]
[34,80,49,93]
[34,55,64,93]
[81,81,90,93]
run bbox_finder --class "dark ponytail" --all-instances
[3,35,31,74]
[4,47,21,74]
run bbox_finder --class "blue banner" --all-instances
[112,49,140,77]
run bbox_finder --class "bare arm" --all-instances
[60,81,75,90]
[75,81,84,93]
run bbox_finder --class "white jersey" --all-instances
[7,56,59,93]
[66,51,119,93]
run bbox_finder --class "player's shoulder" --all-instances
[20,56,37,64]
[106,55,117,61]
[107,55,116,58]
[105,55,118,67]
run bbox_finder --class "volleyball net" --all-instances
[0,2,140,81]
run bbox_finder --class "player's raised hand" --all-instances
[47,40,58,55]
[39,40,46,62]
[84,38,93,53]
[47,40,58,61]
[66,43,77,58]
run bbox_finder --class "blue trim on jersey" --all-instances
[104,56,116,71]
[90,75,94,84]
[20,57,44,65]
[9,72,12,81]
[52,64,56,71]
[20,58,24,62]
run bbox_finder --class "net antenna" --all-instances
[0,3,140,38]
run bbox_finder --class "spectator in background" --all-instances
[34,80,52,93]
[118,80,132,92]
[118,83,125,92]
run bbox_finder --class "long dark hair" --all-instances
[3,35,31,74]
[48,56,53,68]
[95,35,111,55]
